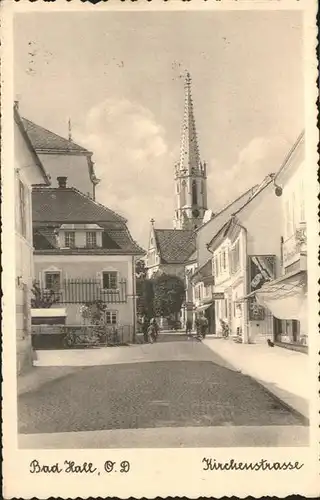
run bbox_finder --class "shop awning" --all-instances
[237,271,308,331]
[196,302,214,312]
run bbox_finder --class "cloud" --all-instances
[207,135,291,211]
[75,101,292,248]
[74,98,176,247]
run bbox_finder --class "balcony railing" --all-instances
[32,278,127,305]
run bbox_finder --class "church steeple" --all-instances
[179,71,201,174]
[174,71,208,230]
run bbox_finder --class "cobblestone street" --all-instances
[18,335,307,442]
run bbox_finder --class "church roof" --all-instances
[21,117,91,154]
[154,229,196,264]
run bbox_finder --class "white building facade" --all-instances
[254,132,308,351]
[14,104,50,373]
[208,174,283,344]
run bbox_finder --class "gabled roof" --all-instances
[207,174,275,249]
[275,131,305,184]
[191,257,212,280]
[21,117,91,155]
[154,228,196,264]
[196,184,258,234]
[14,106,50,185]
[186,249,197,263]
[32,187,127,224]
[190,257,214,285]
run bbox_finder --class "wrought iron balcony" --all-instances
[31,278,127,306]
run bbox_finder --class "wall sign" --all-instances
[248,255,276,321]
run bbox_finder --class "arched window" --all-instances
[181,180,187,206]
[200,180,204,194]
[192,180,197,206]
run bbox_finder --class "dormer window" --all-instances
[86,231,97,248]
[64,231,75,248]
[59,223,103,249]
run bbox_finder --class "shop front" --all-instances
[245,255,277,344]
[196,300,215,334]
[254,269,308,352]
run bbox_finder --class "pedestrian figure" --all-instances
[186,318,192,338]
[142,315,149,343]
[195,316,202,341]
[149,317,159,341]
[147,322,157,343]
[201,316,209,338]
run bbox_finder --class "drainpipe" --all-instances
[131,255,137,343]
[241,225,250,344]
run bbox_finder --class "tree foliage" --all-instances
[135,259,154,319]
[31,281,57,309]
[152,273,185,318]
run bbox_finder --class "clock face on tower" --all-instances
[192,208,200,218]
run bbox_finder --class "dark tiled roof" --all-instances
[33,225,144,255]
[32,187,126,224]
[14,106,50,185]
[32,188,145,255]
[33,228,58,249]
[191,258,212,282]
[154,229,196,264]
[186,250,197,263]
[21,117,91,154]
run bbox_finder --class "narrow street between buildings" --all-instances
[18,333,308,449]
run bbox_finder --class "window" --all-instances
[195,284,202,300]
[86,231,97,248]
[64,231,75,248]
[45,272,61,291]
[105,311,117,325]
[299,181,305,222]
[224,299,228,317]
[192,180,198,205]
[102,271,118,290]
[231,241,240,273]
[214,256,219,277]
[19,180,27,238]
[222,250,227,271]
[181,180,187,206]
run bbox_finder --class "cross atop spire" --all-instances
[179,71,201,173]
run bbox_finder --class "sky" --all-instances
[14,11,304,248]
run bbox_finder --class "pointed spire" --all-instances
[179,71,201,173]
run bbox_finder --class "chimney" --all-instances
[57,176,67,188]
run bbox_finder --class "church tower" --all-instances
[174,72,208,230]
